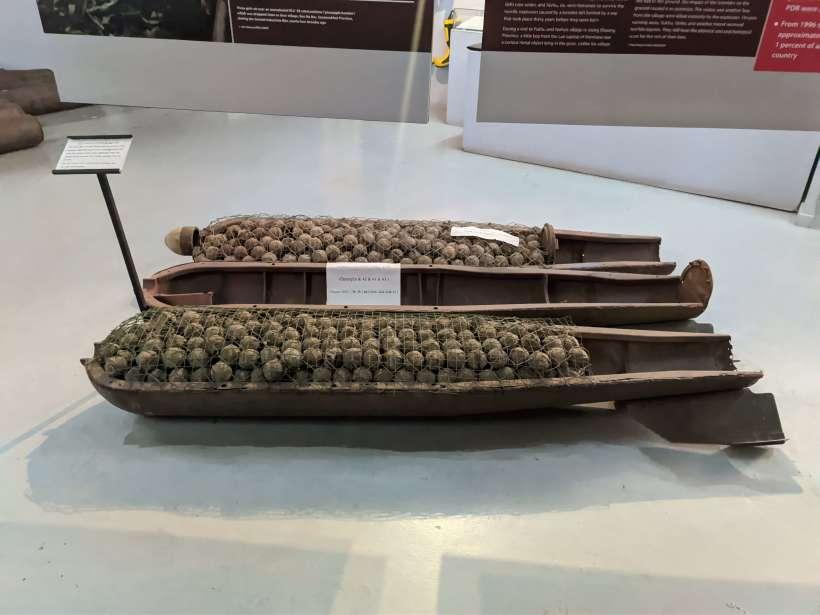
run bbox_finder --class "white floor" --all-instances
[1,99,820,614]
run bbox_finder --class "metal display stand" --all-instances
[53,135,146,311]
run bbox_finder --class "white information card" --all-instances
[326,263,401,306]
[54,136,133,174]
[450,225,520,247]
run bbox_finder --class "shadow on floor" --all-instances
[437,555,820,614]
[25,401,801,519]
[2,522,382,614]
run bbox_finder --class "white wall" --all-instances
[462,47,820,212]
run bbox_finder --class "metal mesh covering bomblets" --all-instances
[93,308,590,386]
[193,215,553,267]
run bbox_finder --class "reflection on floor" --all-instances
[27,402,800,518]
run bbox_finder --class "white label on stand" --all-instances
[326,263,401,306]
[450,225,520,247]
[54,137,133,173]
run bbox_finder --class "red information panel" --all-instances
[755,0,820,72]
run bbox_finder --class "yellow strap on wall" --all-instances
[432,12,457,68]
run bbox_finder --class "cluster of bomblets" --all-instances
[191,216,551,267]
[95,308,591,386]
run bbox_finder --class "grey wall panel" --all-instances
[477,52,820,131]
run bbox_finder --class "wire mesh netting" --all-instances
[192,215,554,267]
[92,308,591,386]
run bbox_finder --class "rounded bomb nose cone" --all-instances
[679,259,714,307]
[540,223,558,261]
[164,226,200,256]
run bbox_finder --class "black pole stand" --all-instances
[96,173,147,311]
[53,135,143,310]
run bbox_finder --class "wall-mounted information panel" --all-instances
[2,0,433,122]
[37,0,432,52]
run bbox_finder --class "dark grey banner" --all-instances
[37,0,433,52]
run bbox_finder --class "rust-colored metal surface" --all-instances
[551,229,661,265]
[83,325,759,418]
[85,362,761,419]
[0,101,43,155]
[142,261,712,326]
[620,389,785,446]
[0,69,80,115]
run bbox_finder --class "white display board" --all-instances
[54,137,133,174]
[476,0,820,130]
[326,263,401,305]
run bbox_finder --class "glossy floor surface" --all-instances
[1,96,820,613]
